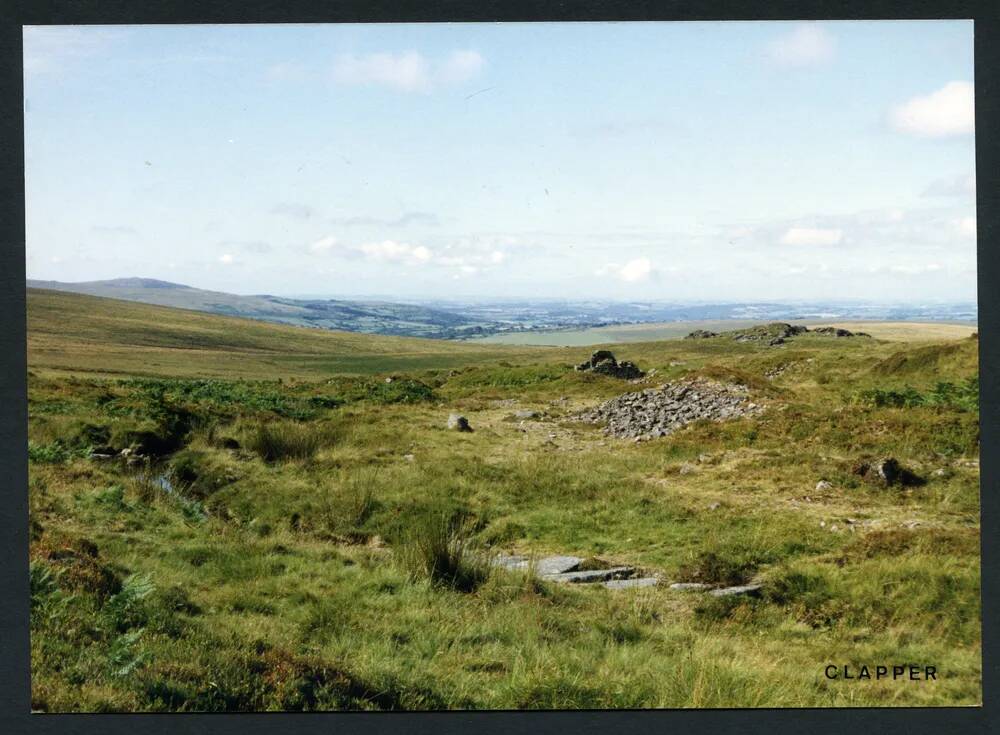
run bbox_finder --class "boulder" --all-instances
[815,480,833,491]
[851,457,923,487]
[447,414,473,432]
[685,329,719,339]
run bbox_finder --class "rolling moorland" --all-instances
[27,278,978,342]
[27,288,981,710]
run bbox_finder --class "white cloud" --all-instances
[23,26,125,76]
[779,227,843,246]
[305,233,511,276]
[438,50,484,84]
[597,257,655,283]
[766,25,836,67]
[890,81,974,138]
[309,235,338,254]
[923,173,977,198]
[218,253,235,265]
[331,49,484,93]
[359,240,435,265]
[956,216,977,238]
[888,262,944,275]
[333,51,431,92]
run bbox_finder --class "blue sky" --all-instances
[24,21,976,302]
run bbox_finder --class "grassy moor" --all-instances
[27,290,981,710]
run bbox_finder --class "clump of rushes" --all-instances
[245,420,339,462]
[399,511,491,592]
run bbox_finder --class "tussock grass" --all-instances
[244,420,340,462]
[398,511,493,592]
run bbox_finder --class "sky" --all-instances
[23,21,976,302]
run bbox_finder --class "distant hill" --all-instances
[28,277,977,341]
[27,278,493,339]
[26,288,549,379]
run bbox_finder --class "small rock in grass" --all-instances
[707,502,721,511]
[709,583,763,598]
[402,454,415,462]
[605,577,658,590]
[447,414,473,432]
[815,480,833,491]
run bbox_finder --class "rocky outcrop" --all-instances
[730,322,809,343]
[813,326,870,338]
[575,350,644,380]
[686,322,871,344]
[574,378,763,440]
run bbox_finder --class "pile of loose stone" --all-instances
[492,553,762,596]
[575,378,763,440]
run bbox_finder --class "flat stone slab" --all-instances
[669,582,711,591]
[493,554,532,571]
[604,577,658,590]
[543,566,635,584]
[708,583,763,598]
[533,555,584,576]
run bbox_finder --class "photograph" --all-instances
[23,20,980,711]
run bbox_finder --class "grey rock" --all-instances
[534,555,584,576]
[813,326,857,337]
[852,457,922,487]
[685,329,719,339]
[669,582,710,591]
[709,583,763,597]
[573,378,762,440]
[815,480,833,491]
[493,554,531,571]
[604,577,659,589]
[514,410,540,419]
[447,414,473,432]
[575,350,645,380]
[544,566,635,584]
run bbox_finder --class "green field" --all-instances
[28,289,981,710]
